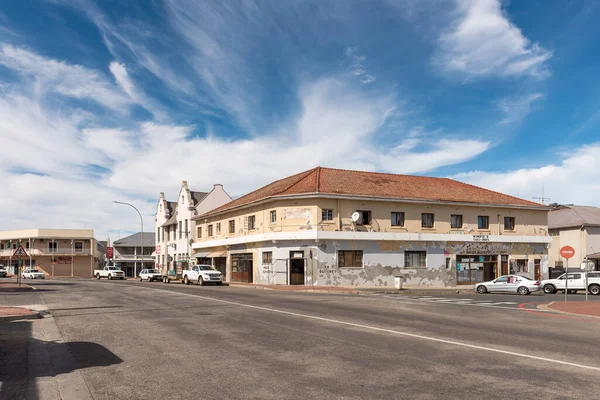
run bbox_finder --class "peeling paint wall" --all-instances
[216,238,548,287]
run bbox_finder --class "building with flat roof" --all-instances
[191,167,552,288]
[0,229,100,278]
[112,232,155,277]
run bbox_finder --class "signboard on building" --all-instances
[472,235,490,242]
[106,247,114,258]
[57,257,72,264]
[156,245,161,255]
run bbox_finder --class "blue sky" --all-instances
[1,0,599,238]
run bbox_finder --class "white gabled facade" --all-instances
[154,182,231,277]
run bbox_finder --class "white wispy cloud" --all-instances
[453,143,600,206]
[0,44,134,111]
[434,0,552,79]
[346,47,376,84]
[498,93,544,125]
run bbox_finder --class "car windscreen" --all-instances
[108,267,119,270]
[198,265,215,271]
[148,270,159,273]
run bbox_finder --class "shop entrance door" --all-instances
[289,251,305,285]
[231,253,253,283]
[501,255,508,276]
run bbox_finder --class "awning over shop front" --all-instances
[192,252,211,258]
[207,251,226,258]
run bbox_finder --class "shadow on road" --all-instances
[0,320,123,399]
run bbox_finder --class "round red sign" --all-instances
[560,246,575,259]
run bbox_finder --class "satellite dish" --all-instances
[350,212,360,223]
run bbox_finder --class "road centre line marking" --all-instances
[132,284,599,372]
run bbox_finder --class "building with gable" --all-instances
[191,167,552,288]
[154,181,231,277]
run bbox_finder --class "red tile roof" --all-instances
[201,167,543,216]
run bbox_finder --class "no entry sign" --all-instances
[560,246,575,259]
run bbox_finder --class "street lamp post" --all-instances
[113,201,144,278]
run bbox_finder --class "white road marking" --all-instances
[131,284,600,372]
[376,295,545,312]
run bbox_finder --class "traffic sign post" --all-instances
[560,246,575,302]
[12,245,29,287]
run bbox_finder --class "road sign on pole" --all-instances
[560,246,575,302]
[13,245,28,258]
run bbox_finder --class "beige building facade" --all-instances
[155,182,232,278]
[192,167,552,287]
[0,229,99,278]
[548,205,600,274]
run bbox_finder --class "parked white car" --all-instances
[139,269,162,282]
[0,267,7,278]
[94,266,125,280]
[182,265,223,286]
[22,269,45,279]
[474,275,541,295]
[541,271,600,295]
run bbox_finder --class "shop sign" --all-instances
[473,235,490,242]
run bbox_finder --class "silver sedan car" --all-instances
[474,275,542,295]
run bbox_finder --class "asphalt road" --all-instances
[2,278,600,399]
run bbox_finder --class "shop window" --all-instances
[391,212,405,227]
[451,214,463,229]
[263,251,272,264]
[229,220,235,234]
[338,250,363,268]
[478,216,489,230]
[48,242,57,253]
[405,251,426,268]
[510,259,528,274]
[322,209,334,221]
[270,210,277,224]
[504,217,515,231]
[421,213,434,228]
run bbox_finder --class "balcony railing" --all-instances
[113,254,153,261]
[0,248,91,257]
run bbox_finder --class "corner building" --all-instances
[192,167,551,288]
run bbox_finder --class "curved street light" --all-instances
[113,201,144,278]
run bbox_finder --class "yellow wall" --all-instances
[194,197,548,242]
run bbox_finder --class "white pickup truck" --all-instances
[182,264,223,286]
[541,271,600,295]
[94,266,125,280]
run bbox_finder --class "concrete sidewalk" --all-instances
[227,282,474,295]
[0,281,35,292]
[228,282,360,294]
[546,301,600,319]
[0,306,40,322]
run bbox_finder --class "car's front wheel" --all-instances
[96,274,101,280]
[517,286,530,295]
[198,277,205,286]
[184,276,189,285]
[476,285,487,294]
[108,274,112,280]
